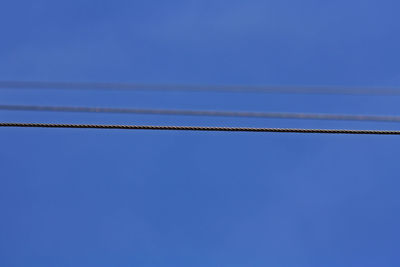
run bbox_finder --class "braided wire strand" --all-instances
[1,122,400,135]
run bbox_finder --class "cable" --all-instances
[1,104,400,123]
[1,80,400,95]
[1,122,400,135]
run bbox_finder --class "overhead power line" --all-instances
[1,122,400,135]
[1,104,400,123]
[0,80,400,95]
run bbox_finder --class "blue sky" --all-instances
[1,1,400,266]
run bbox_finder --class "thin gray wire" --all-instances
[1,104,400,123]
[1,122,400,135]
[1,80,400,95]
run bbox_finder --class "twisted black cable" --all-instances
[1,122,400,135]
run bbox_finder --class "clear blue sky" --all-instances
[1,1,400,266]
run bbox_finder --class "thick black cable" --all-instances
[1,80,400,95]
[1,122,400,135]
[1,104,400,123]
